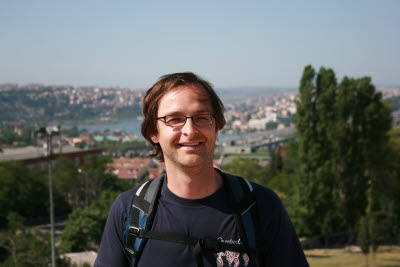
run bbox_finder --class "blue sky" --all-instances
[0,0,399,89]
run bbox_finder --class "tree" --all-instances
[62,126,80,138]
[295,65,340,236]
[80,155,124,203]
[0,163,49,228]
[0,212,69,267]
[60,190,120,252]
[294,65,392,236]
[222,157,266,186]
[53,157,82,210]
[53,155,130,210]
[335,76,392,229]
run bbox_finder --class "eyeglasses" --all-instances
[157,114,215,127]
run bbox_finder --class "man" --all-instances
[95,72,309,267]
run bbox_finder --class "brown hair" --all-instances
[141,72,226,161]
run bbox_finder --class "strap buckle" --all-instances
[125,247,136,257]
[129,226,141,237]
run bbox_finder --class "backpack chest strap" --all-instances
[129,226,256,267]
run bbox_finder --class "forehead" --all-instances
[157,84,213,115]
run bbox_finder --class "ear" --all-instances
[150,133,159,144]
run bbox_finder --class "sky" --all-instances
[0,0,399,89]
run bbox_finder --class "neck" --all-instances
[164,164,223,199]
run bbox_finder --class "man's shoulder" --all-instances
[110,185,141,216]
[118,186,140,203]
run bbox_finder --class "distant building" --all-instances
[62,251,97,267]
[222,145,252,154]
[248,118,269,130]
[65,135,95,146]
[108,157,165,180]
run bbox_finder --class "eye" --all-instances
[166,116,186,125]
[197,114,211,120]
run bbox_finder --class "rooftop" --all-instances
[0,145,84,162]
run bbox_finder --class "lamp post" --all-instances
[37,125,60,267]
[78,168,89,208]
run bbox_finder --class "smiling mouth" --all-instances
[178,142,202,147]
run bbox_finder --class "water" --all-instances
[77,119,238,140]
[77,119,143,137]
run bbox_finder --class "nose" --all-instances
[181,117,198,136]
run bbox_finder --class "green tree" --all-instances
[385,127,400,224]
[60,190,120,252]
[0,212,69,267]
[81,155,122,204]
[335,76,392,229]
[0,163,49,229]
[62,126,80,138]
[266,147,283,179]
[53,155,129,210]
[222,157,266,186]
[53,157,81,210]
[295,65,340,235]
[266,122,278,130]
[295,65,393,236]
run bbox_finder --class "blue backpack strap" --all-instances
[125,175,164,267]
[222,172,263,267]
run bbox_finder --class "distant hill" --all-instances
[0,85,142,124]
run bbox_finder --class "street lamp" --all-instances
[78,168,89,208]
[37,125,60,267]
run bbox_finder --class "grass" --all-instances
[305,246,400,267]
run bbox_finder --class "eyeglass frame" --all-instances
[156,113,216,127]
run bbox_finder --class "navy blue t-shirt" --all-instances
[95,172,309,267]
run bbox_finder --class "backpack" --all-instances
[124,171,264,267]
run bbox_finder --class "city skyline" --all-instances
[1,0,399,89]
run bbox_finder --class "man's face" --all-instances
[150,84,218,169]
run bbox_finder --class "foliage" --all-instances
[357,211,398,255]
[0,163,49,229]
[53,155,130,210]
[266,121,278,130]
[266,146,283,180]
[264,141,309,230]
[222,157,267,186]
[335,76,392,229]
[380,127,400,228]
[267,172,296,198]
[0,123,36,146]
[295,65,341,236]
[53,157,81,210]
[60,190,120,252]
[0,212,69,267]
[61,126,80,138]
[294,65,394,237]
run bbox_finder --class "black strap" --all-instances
[222,174,250,246]
[134,228,255,253]
[125,176,164,265]
[130,227,256,267]
[126,181,152,257]
[221,172,264,267]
